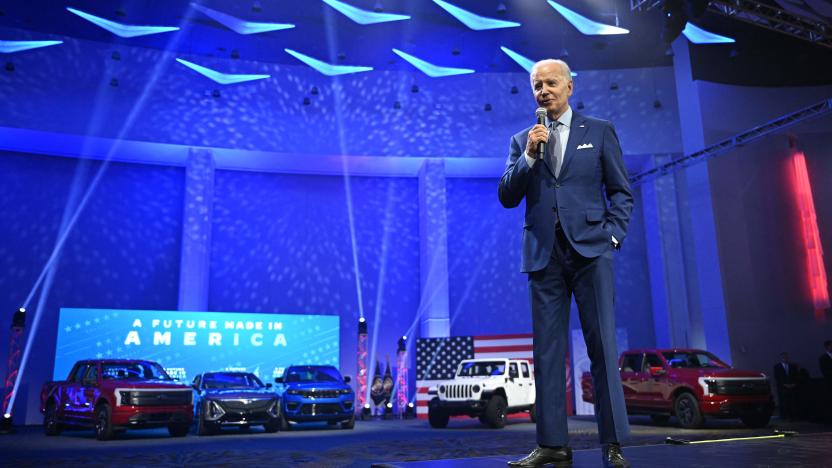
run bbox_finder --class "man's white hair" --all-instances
[530,59,572,82]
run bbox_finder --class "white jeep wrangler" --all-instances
[427,358,535,428]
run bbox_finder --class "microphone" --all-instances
[535,107,547,159]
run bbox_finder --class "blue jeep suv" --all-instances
[275,365,355,430]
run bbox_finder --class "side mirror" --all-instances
[343,376,351,384]
[275,376,284,384]
[265,383,273,389]
[192,383,199,390]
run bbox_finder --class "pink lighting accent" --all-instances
[790,149,830,318]
[356,332,368,410]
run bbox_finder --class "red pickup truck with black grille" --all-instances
[581,349,773,428]
[40,359,193,440]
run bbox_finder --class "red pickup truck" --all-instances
[581,348,774,428]
[41,359,193,440]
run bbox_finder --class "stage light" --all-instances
[0,413,10,433]
[322,0,410,25]
[12,308,25,328]
[4,62,13,72]
[0,40,63,54]
[392,49,474,78]
[452,48,460,56]
[189,3,295,35]
[176,58,271,85]
[303,97,311,106]
[284,49,372,76]
[484,103,492,112]
[110,78,119,87]
[432,0,521,31]
[577,101,585,110]
[230,49,240,59]
[212,89,221,99]
[386,402,393,409]
[653,99,662,109]
[610,82,619,90]
[398,336,407,352]
[111,51,120,61]
[510,86,518,94]
[393,101,401,109]
[559,47,569,60]
[66,7,179,38]
[411,84,419,93]
[546,1,629,36]
[661,0,687,43]
[682,22,735,44]
[496,2,507,14]
[252,1,262,13]
[361,404,371,419]
[310,86,319,95]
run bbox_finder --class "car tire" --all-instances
[674,392,704,429]
[484,395,507,429]
[428,399,450,429]
[529,403,537,423]
[740,412,771,428]
[168,423,189,437]
[95,404,114,441]
[650,414,671,425]
[279,414,290,431]
[196,406,218,436]
[44,402,62,436]
[263,419,280,433]
[341,415,355,429]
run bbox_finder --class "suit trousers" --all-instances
[528,226,630,446]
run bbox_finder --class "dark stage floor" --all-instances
[1,416,830,467]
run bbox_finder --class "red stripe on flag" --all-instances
[474,345,533,353]
[417,387,428,393]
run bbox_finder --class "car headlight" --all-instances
[204,400,225,420]
[267,399,280,417]
[287,389,302,395]
[339,388,352,395]
[439,385,445,394]
[119,391,132,406]
[472,385,481,393]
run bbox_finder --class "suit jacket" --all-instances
[498,111,633,272]
[773,362,799,387]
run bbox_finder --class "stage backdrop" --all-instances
[53,308,339,383]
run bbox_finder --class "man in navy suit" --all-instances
[499,59,633,468]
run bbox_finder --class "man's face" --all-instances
[531,62,573,119]
[780,353,789,362]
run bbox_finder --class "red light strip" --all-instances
[791,150,830,317]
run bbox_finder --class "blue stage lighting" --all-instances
[322,0,410,25]
[66,7,179,38]
[284,49,373,76]
[175,58,270,85]
[0,40,63,54]
[682,22,735,44]
[546,1,629,35]
[432,0,520,30]
[500,46,577,76]
[189,3,295,35]
[392,49,474,78]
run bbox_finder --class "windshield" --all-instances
[457,361,506,377]
[202,373,263,389]
[661,352,728,369]
[284,367,342,383]
[102,362,172,381]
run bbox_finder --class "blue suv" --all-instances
[275,365,355,430]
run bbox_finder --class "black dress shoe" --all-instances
[507,446,572,467]
[602,444,630,468]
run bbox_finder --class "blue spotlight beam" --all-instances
[284,49,373,76]
[432,0,520,30]
[322,0,410,25]
[0,40,63,54]
[66,7,179,38]
[392,49,474,77]
[175,58,270,85]
[500,46,577,76]
[189,3,295,35]
[546,1,629,35]
[682,22,735,44]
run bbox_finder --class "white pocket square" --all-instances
[577,143,594,150]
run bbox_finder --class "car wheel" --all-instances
[740,412,771,428]
[341,415,355,429]
[650,414,671,425]
[529,403,537,423]
[484,395,507,429]
[674,393,704,429]
[279,414,290,431]
[196,406,218,436]
[263,419,280,433]
[95,404,114,441]
[168,423,189,437]
[44,402,61,436]
[428,399,449,429]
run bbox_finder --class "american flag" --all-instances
[414,333,535,418]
